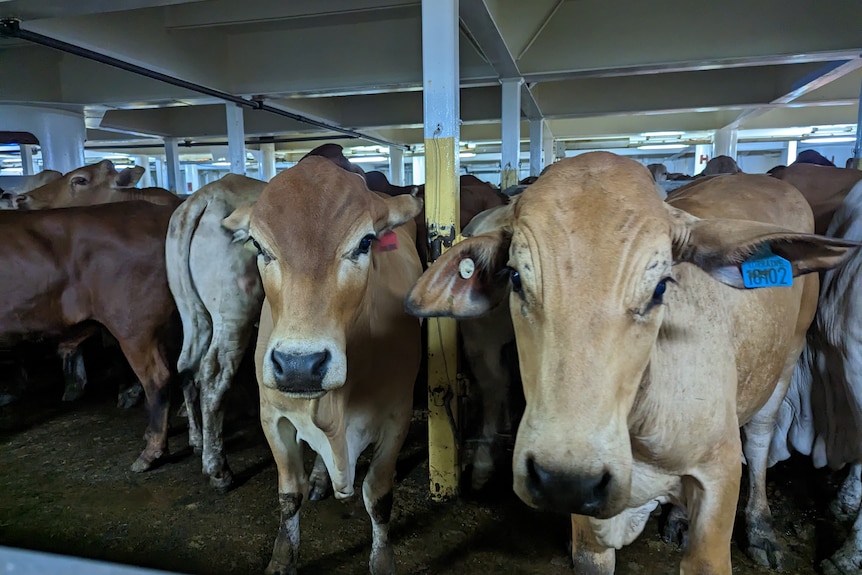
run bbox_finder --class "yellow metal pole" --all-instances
[424,136,461,500]
[422,0,461,501]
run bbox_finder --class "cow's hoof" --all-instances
[831,473,862,523]
[660,505,688,549]
[130,449,166,473]
[264,559,297,575]
[309,474,331,501]
[369,545,396,575]
[746,536,783,571]
[117,382,145,409]
[209,469,234,493]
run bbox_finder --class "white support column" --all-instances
[226,104,246,175]
[529,118,544,177]
[135,155,152,187]
[694,144,711,174]
[422,0,460,501]
[412,155,425,185]
[184,164,200,194]
[783,140,798,166]
[713,127,738,159]
[164,137,183,194]
[501,78,523,189]
[542,125,555,170]
[152,158,164,188]
[260,143,277,181]
[389,146,405,185]
[19,144,34,175]
[0,105,85,173]
[555,140,568,161]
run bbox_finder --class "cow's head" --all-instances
[19,160,144,209]
[223,155,422,398]
[406,152,856,518]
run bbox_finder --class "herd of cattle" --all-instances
[2,144,862,575]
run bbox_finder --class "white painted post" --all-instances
[226,104,246,175]
[529,118,544,177]
[260,143,277,181]
[164,137,183,194]
[422,0,461,501]
[412,155,425,185]
[135,155,152,187]
[389,146,405,185]
[713,128,738,159]
[184,164,200,194]
[542,126,555,170]
[694,144,711,174]
[19,144,34,175]
[501,78,523,189]
[783,140,798,166]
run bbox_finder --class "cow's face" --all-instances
[19,160,144,209]
[406,152,856,518]
[225,156,422,398]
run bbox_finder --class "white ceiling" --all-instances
[0,0,860,158]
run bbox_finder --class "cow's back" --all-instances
[771,164,862,234]
[665,174,817,424]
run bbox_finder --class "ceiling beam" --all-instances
[459,0,542,119]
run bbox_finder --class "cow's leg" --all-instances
[181,372,203,454]
[679,445,740,575]
[832,463,862,522]
[309,453,332,501]
[119,337,172,472]
[60,344,88,402]
[198,326,252,491]
[569,514,615,574]
[262,409,307,575]
[822,502,862,575]
[362,423,409,575]
[740,379,789,570]
[469,347,511,492]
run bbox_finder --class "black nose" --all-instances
[525,455,612,516]
[270,349,331,393]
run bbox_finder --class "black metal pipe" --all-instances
[0,18,409,151]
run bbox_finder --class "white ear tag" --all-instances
[459,258,475,279]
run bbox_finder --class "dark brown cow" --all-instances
[0,202,178,471]
[770,163,862,234]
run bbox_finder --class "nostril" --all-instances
[310,350,331,379]
[271,350,287,379]
[595,471,612,497]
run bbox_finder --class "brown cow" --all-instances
[222,155,423,575]
[406,152,856,573]
[0,201,178,471]
[17,159,179,209]
[770,163,862,234]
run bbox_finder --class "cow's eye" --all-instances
[647,277,675,311]
[354,234,376,257]
[509,268,522,294]
[71,176,88,186]
[251,238,272,263]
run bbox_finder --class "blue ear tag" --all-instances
[740,245,793,288]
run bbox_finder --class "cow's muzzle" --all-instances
[524,454,614,517]
[270,349,331,396]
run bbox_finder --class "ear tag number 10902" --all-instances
[740,246,793,289]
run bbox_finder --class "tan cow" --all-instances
[222,155,423,575]
[17,159,179,209]
[770,163,862,234]
[0,169,62,208]
[165,173,267,491]
[406,152,856,574]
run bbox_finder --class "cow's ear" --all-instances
[463,201,516,237]
[374,193,424,233]
[665,203,860,288]
[222,205,254,243]
[406,231,511,318]
[115,166,145,188]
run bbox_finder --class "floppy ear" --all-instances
[222,205,254,243]
[405,231,511,318]
[373,193,424,234]
[665,204,860,288]
[463,200,517,237]
[115,166,145,188]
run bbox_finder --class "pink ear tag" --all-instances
[377,230,399,252]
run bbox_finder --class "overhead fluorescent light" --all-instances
[350,155,387,163]
[459,152,476,158]
[637,144,689,150]
[211,161,231,167]
[800,136,856,144]
[641,131,684,138]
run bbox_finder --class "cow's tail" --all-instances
[165,192,212,377]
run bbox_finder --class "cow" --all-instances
[222,155,423,575]
[0,201,179,472]
[165,173,268,491]
[15,159,179,210]
[769,163,862,234]
[0,169,62,208]
[795,149,836,167]
[405,152,856,574]
[769,180,862,575]
[701,155,741,176]
[647,163,668,183]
